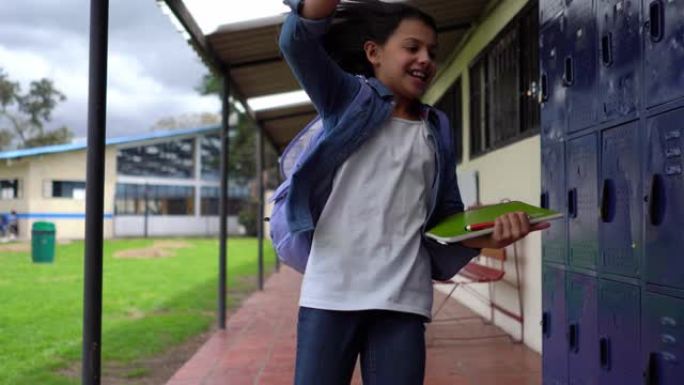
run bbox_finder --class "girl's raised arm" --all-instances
[279,0,360,118]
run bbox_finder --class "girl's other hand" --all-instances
[459,211,551,250]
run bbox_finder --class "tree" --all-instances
[196,73,221,96]
[0,68,74,150]
[196,73,259,180]
[197,73,281,233]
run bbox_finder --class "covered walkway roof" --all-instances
[159,0,493,151]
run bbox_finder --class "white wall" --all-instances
[113,215,245,238]
[0,149,117,240]
[452,136,542,352]
[424,0,544,352]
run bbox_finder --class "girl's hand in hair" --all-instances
[301,0,341,19]
[459,212,550,250]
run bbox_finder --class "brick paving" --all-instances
[165,268,541,385]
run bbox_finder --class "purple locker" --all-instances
[644,108,684,290]
[540,15,567,143]
[598,279,641,385]
[568,134,599,269]
[566,272,599,385]
[644,0,684,107]
[600,122,640,277]
[543,266,568,385]
[642,292,684,385]
[565,0,598,133]
[597,0,641,120]
[542,142,567,264]
[541,0,565,26]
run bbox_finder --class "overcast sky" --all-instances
[0,0,221,139]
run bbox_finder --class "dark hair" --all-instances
[323,0,437,78]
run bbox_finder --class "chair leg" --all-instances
[485,281,494,325]
[513,242,525,344]
[432,282,460,319]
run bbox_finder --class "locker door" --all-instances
[598,279,640,385]
[642,292,684,385]
[600,122,640,277]
[568,134,599,269]
[543,266,568,385]
[542,142,567,264]
[567,272,599,385]
[565,0,598,133]
[644,0,684,107]
[645,108,684,290]
[541,0,565,26]
[540,15,567,143]
[597,0,641,121]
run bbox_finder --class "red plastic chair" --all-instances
[432,246,525,343]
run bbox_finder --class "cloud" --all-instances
[0,0,219,138]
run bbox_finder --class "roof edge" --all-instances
[0,124,222,160]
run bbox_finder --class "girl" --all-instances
[278,1,549,384]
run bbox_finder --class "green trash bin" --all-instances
[32,221,56,263]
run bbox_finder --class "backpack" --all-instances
[268,116,324,273]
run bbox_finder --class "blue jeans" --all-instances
[294,307,426,385]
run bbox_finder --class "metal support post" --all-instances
[82,0,109,383]
[218,71,230,329]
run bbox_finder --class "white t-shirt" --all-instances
[299,117,436,319]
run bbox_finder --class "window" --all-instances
[117,138,195,179]
[200,186,220,216]
[469,3,539,158]
[200,183,251,216]
[148,185,195,215]
[45,181,86,199]
[0,179,20,199]
[114,183,146,215]
[434,77,463,164]
[201,134,221,180]
[114,183,195,216]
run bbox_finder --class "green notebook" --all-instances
[425,201,563,244]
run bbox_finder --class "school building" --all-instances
[0,125,250,240]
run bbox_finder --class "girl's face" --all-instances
[365,18,438,103]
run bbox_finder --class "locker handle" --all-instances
[649,0,664,43]
[563,56,574,86]
[541,191,549,209]
[541,73,549,101]
[649,174,666,226]
[568,188,578,219]
[568,323,579,353]
[602,32,614,67]
[644,352,660,385]
[601,179,616,223]
[542,311,551,338]
[600,337,611,370]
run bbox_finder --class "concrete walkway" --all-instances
[165,268,541,385]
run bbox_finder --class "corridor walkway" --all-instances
[165,268,541,385]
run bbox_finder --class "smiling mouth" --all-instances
[409,70,429,82]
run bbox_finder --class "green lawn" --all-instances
[0,237,276,385]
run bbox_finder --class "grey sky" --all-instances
[0,0,219,139]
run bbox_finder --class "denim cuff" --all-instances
[283,0,302,12]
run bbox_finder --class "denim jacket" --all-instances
[278,0,479,280]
